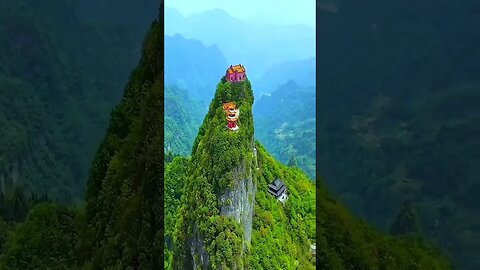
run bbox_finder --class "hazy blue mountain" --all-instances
[165,34,228,103]
[254,80,316,179]
[165,7,315,82]
[254,57,316,95]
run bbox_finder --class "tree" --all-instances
[390,200,421,236]
[287,156,298,167]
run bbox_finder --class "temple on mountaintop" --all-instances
[226,64,246,82]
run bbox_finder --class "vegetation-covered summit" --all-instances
[168,77,316,269]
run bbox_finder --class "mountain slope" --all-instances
[316,183,451,269]
[254,80,316,179]
[318,1,480,268]
[166,75,450,269]
[254,57,316,95]
[0,0,157,203]
[80,8,164,269]
[164,86,203,156]
[165,34,228,103]
[165,7,315,81]
[170,76,316,269]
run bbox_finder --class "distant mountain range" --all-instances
[254,57,315,95]
[254,80,316,179]
[165,7,315,81]
[165,34,227,104]
[165,33,315,100]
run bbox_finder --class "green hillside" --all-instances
[166,77,450,269]
[0,0,156,203]
[318,1,480,268]
[165,86,203,156]
[254,80,316,179]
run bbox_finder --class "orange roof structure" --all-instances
[223,101,235,111]
[226,64,246,74]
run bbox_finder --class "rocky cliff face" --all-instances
[219,152,257,243]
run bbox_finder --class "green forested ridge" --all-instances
[248,143,316,269]
[0,5,164,269]
[172,78,255,269]
[169,76,316,269]
[0,204,80,269]
[165,86,203,156]
[318,1,479,268]
[0,0,156,203]
[165,77,449,269]
[80,11,164,269]
[316,183,452,269]
[254,80,316,180]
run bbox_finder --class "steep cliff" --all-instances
[173,78,256,269]
[165,71,320,269]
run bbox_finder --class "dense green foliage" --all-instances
[248,143,316,269]
[80,11,164,269]
[254,80,316,179]
[318,1,479,268]
[0,189,49,223]
[164,157,190,270]
[0,6,165,268]
[0,204,80,269]
[316,183,452,269]
[164,86,203,156]
[173,78,255,269]
[166,75,449,269]
[0,0,156,203]
[168,75,317,269]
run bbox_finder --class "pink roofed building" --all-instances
[226,64,246,82]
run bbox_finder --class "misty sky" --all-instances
[165,0,316,28]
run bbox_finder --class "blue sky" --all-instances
[165,0,316,28]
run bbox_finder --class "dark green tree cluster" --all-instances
[0,204,80,269]
[316,182,452,269]
[79,10,164,269]
[389,200,421,236]
[0,188,49,223]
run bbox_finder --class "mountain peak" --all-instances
[192,75,255,189]
[174,74,256,269]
